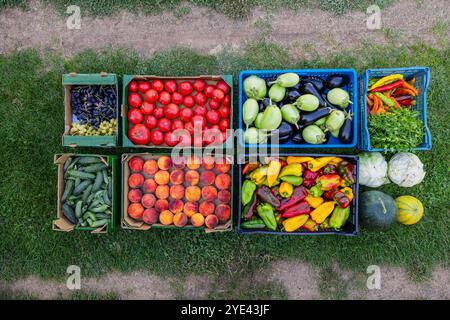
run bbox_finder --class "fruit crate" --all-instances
[53,153,119,234]
[238,69,358,149]
[121,152,234,232]
[359,67,431,151]
[121,75,233,149]
[62,72,119,147]
[237,153,359,236]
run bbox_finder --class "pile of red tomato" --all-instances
[127,78,231,146]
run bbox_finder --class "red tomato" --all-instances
[219,118,230,132]
[211,124,220,130]
[193,133,204,147]
[128,109,144,125]
[184,121,195,136]
[183,95,195,108]
[203,128,223,146]
[144,89,158,103]
[128,124,151,145]
[145,115,158,129]
[192,115,206,129]
[194,92,207,105]
[138,81,151,93]
[193,105,207,116]
[152,79,164,92]
[172,92,184,105]
[164,80,177,93]
[206,110,221,125]
[179,108,193,122]
[164,103,180,119]
[177,131,192,146]
[219,105,230,118]
[212,88,225,102]
[128,80,139,93]
[158,91,171,105]
[179,81,194,95]
[141,102,155,115]
[158,118,172,133]
[151,130,164,145]
[209,99,221,110]
[171,119,184,130]
[222,94,231,106]
[204,85,215,98]
[216,80,230,94]
[193,79,206,92]
[164,132,179,147]
[153,107,164,119]
[128,93,142,108]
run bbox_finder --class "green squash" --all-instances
[360,191,397,229]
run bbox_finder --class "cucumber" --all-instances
[102,169,109,184]
[80,221,88,227]
[77,156,102,165]
[63,158,72,172]
[92,171,103,193]
[81,184,93,202]
[64,157,79,173]
[73,180,92,196]
[87,212,97,222]
[91,219,110,228]
[75,201,83,218]
[108,178,112,199]
[74,177,81,187]
[89,199,102,209]
[84,163,108,173]
[62,203,77,224]
[103,190,111,206]
[68,170,96,180]
[87,218,94,227]
[61,180,74,203]
[95,213,110,220]
[91,204,109,213]
[86,193,95,205]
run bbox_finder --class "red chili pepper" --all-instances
[370,80,404,93]
[278,186,308,211]
[332,190,351,208]
[281,201,311,218]
[395,95,413,106]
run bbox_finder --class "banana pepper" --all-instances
[329,206,350,229]
[267,160,282,187]
[310,201,335,224]
[286,156,314,164]
[308,157,336,172]
[304,194,324,208]
[282,214,309,232]
[278,163,303,178]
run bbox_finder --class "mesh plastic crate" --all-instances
[359,67,431,151]
[238,69,358,149]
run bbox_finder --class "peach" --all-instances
[143,208,158,224]
[128,173,144,188]
[128,189,143,203]
[170,184,185,200]
[183,201,198,218]
[202,156,215,170]
[173,212,188,227]
[199,201,215,217]
[129,156,144,172]
[185,186,201,202]
[159,210,174,225]
[191,213,205,227]
[201,185,217,201]
[218,190,231,203]
[143,178,157,193]
[154,170,170,185]
[128,203,144,220]
[172,156,186,169]
[200,170,216,186]
[155,185,170,199]
[215,173,231,190]
[169,199,184,213]
[205,214,219,229]
[143,159,158,176]
[155,199,169,212]
[157,156,172,170]
[215,204,231,223]
[141,193,156,208]
[169,169,184,185]
[186,155,201,170]
[215,160,231,173]
[185,170,200,186]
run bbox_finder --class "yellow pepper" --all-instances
[278,163,303,178]
[279,182,293,198]
[310,201,335,224]
[369,74,404,91]
[266,160,282,187]
[340,187,353,201]
[327,157,343,167]
[286,156,313,164]
[283,214,309,232]
[249,166,268,185]
[308,157,336,172]
[305,194,324,208]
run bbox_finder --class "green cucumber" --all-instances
[102,169,109,184]
[73,180,92,196]
[91,219,110,228]
[63,158,72,172]
[68,170,96,180]
[81,184,93,202]
[108,178,112,199]
[75,201,83,218]
[95,213,110,220]
[91,204,110,213]
[92,171,103,193]
[77,156,102,165]
[61,180,74,203]
[87,212,97,221]
[103,190,111,206]
[62,203,77,224]
[84,163,108,173]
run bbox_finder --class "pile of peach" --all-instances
[127,155,232,229]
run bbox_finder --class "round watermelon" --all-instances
[360,191,397,229]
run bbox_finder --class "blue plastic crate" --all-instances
[359,67,431,151]
[238,69,358,149]
[237,153,359,236]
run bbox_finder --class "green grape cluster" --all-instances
[70,119,116,136]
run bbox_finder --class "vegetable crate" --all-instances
[238,69,358,148]
[121,152,234,232]
[237,153,359,236]
[121,75,233,149]
[62,73,119,147]
[359,67,431,151]
[53,154,119,234]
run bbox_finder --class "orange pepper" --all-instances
[401,80,418,96]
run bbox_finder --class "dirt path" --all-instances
[0,0,448,58]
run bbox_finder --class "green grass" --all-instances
[0,42,449,287]
[2,0,395,18]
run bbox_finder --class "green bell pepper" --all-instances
[256,203,277,231]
